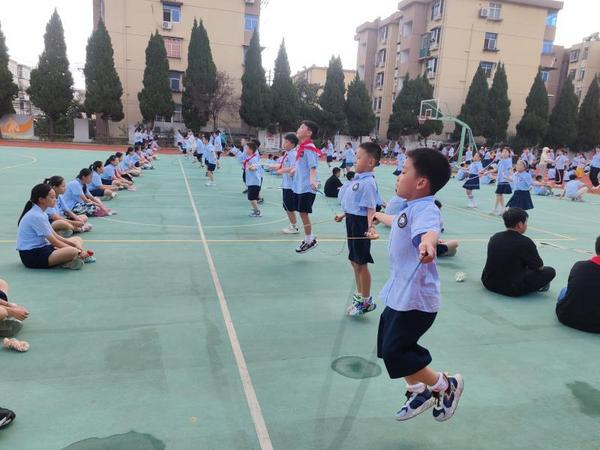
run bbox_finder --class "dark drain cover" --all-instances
[331,356,382,379]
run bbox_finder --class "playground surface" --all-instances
[0,143,599,450]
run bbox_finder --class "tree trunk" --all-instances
[48,117,55,140]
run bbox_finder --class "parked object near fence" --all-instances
[0,114,36,140]
[73,118,92,143]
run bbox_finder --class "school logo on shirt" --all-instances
[352,183,359,191]
[397,213,408,228]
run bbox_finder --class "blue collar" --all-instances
[355,172,374,180]
[407,195,435,206]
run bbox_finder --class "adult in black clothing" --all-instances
[324,167,343,198]
[481,208,556,297]
[556,236,600,333]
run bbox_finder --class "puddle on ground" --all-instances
[331,356,382,379]
[566,381,600,417]
[62,431,165,450]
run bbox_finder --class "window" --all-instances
[569,69,576,79]
[399,49,409,64]
[542,40,553,54]
[432,0,443,20]
[583,47,589,60]
[374,117,380,133]
[245,14,259,31]
[426,58,438,77]
[569,49,580,62]
[578,68,585,81]
[169,71,182,92]
[402,21,412,38]
[372,97,382,111]
[172,104,183,123]
[375,72,385,88]
[379,26,388,43]
[420,33,431,58]
[488,2,502,21]
[163,4,181,23]
[480,61,496,78]
[546,10,558,27]
[377,49,387,66]
[430,27,441,47]
[164,38,181,58]
[484,32,498,51]
[541,70,550,82]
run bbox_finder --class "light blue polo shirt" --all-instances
[379,196,442,313]
[385,195,406,216]
[327,144,334,156]
[512,172,532,191]
[497,158,513,183]
[591,153,600,168]
[205,144,217,164]
[565,179,584,197]
[555,155,567,170]
[396,154,406,172]
[281,149,296,190]
[340,172,379,216]
[465,150,473,161]
[468,161,483,175]
[344,148,355,164]
[16,204,53,251]
[103,164,116,180]
[63,180,85,209]
[87,172,103,191]
[244,152,263,187]
[56,195,69,215]
[292,149,319,194]
[196,138,205,156]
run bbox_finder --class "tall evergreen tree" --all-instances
[182,19,217,132]
[345,74,375,138]
[27,10,73,138]
[414,75,442,142]
[485,63,510,144]
[294,77,322,126]
[546,75,578,148]
[454,67,489,137]
[84,18,124,134]
[388,74,418,139]
[0,21,18,118]
[516,70,549,147]
[577,75,600,150]
[239,30,272,129]
[138,32,174,125]
[270,39,299,132]
[319,55,346,135]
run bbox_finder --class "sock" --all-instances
[361,296,372,304]
[406,382,427,394]
[429,373,449,392]
[304,234,314,244]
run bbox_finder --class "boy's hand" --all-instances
[310,180,319,191]
[418,241,436,264]
[334,214,345,222]
[289,168,296,176]
[365,228,379,240]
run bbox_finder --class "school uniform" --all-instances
[243,152,263,201]
[464,150,473,164]
[462,161,482,190]
[495,158,513,194]
[590,153,600,187]
[87,172,105,197]
[393,154,406,176]
[326,144,334,163]
[385,195,406,216]
[102,164,116,184]
[482,151,492,168]
[377,196,442,378]
[506,172,533,210]
[340,172,379,265]
[16,204,55,269]
[344,148,356,169]
[280,149,297,210]
[292,142,320,213]
[564,179,586,199]
[213,136,223,158]
[204,144,217,172]
[554,155,568,184]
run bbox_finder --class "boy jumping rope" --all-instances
[274,133,300,234]
[335,142,382,316]
[373,148,464,422]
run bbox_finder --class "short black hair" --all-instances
[301,120,319,137]
[246,141,258,152]
[596,235,600,255]
[284,133,299,146]
[569,173,577,180]
[358,142,382,163]
[332,167,341,175]
[407,148,451,195]
[346,171,355,181]
[535,175,543,181]
[503,207,529,228]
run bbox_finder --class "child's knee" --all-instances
[0,306,8,320]
[0,278,8,293]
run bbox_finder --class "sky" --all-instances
[0,0,597,89]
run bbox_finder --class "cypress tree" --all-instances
[454,67,489,137]
[319,55,346,135]
[294,77,322,126]
[546,75,578,148]
[516,70,549,147]
[0,21,18,117]
[414,75,442,142]
[577,75,600,150]
[270,39,299,132]
[27,10,73,138]
[345,74,375,138]
[486,63,510,144]
[84,18,124,133]
[138,32,174,125]
[182,19,217,132]
[239,30,272,129]
[388,74,418,139]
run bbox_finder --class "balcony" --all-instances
[419,48,430,59]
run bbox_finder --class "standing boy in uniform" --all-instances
[243,141,263,217]
[202,134,218,186]
[373,148,464,422]
[275,133,300,234]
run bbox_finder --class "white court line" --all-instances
[0,154,38,171]
[178,159,273,450]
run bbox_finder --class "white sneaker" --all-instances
[205,182,215,187]
[282,224,300,234]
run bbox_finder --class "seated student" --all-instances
[17,184,95,270]
[44,176,92,235]
[114,152,135,184]
[0,278,29,330]
[556,236,600,333]
[63,169,113,217]
[532,175,553,196]
[103,155,135,191]
[324,167,343,198]
[88,161,118,200]
[481,208,556,297]
[560,173,599,201]
[121,148,142,177]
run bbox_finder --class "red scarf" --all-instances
[242,152,257,171]
[296,140,322,161]
[591,256,600,267]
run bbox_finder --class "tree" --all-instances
[516,70,549,147]
[577,75,600,150]
[270,40,299,132]
[294,78,322,127]
[27,10,73,138]
[413,75,442,143]
[345,74,375,138]
[0,21,18,118]
[486,63,510,144]
[182,19,217,132]
[207,71,239,130]
[454,67,489,138]
[546,75,578,148]
[84,18,124,136]
[319,55,346,135]
[239,30,272,129]
[138,32,174,126]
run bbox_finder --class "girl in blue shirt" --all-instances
[44,176,93,235]
[506,160,534,210]
[490,148,513,215]
[88,161,117,199]
[462,153,484,208]
[64,169,112,217]
[103,155,135,190]
[17,184,93,270]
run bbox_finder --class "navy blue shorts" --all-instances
[377,307,437,379]
[206,163,216,172]
[89,188,104,197]
[247,185,261,201]
[495,182,512,195]
[101,179,113,185]
[19,245,54,269]
[345,213,373,265]
[0,289,7,301]
[293,192,316,214]
[326,156,333,163]
[282,188,295,212]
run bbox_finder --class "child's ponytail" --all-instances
[18,183,52,225]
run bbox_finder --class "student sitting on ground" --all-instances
[17,184,95,270]
[532,175,554,196]
[88,161,118,200]
[555,235,600,333]
[481,208,556,297]
[63,169,113,217]
[324,167,343,198]
[560,173,599,201]
[44,176,93,235]
[102,155,135,191]
[0,278,29,326]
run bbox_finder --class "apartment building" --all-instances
[563,33,600,104]
[7,59,39,116]
[92,0,260,137]
[356,0,564,139]
[292,65,357,93]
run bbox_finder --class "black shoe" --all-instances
[243,189,248,194]
[295,239,318,254]
[0,407,16,429]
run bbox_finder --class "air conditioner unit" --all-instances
[479,8,489,18]
[162,21,172,30]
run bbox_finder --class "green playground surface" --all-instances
[0,145,599,450]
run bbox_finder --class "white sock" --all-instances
[406,382,426,394]
[361,296,372,303]
[304,234,314,244]
[429,373,449,392]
